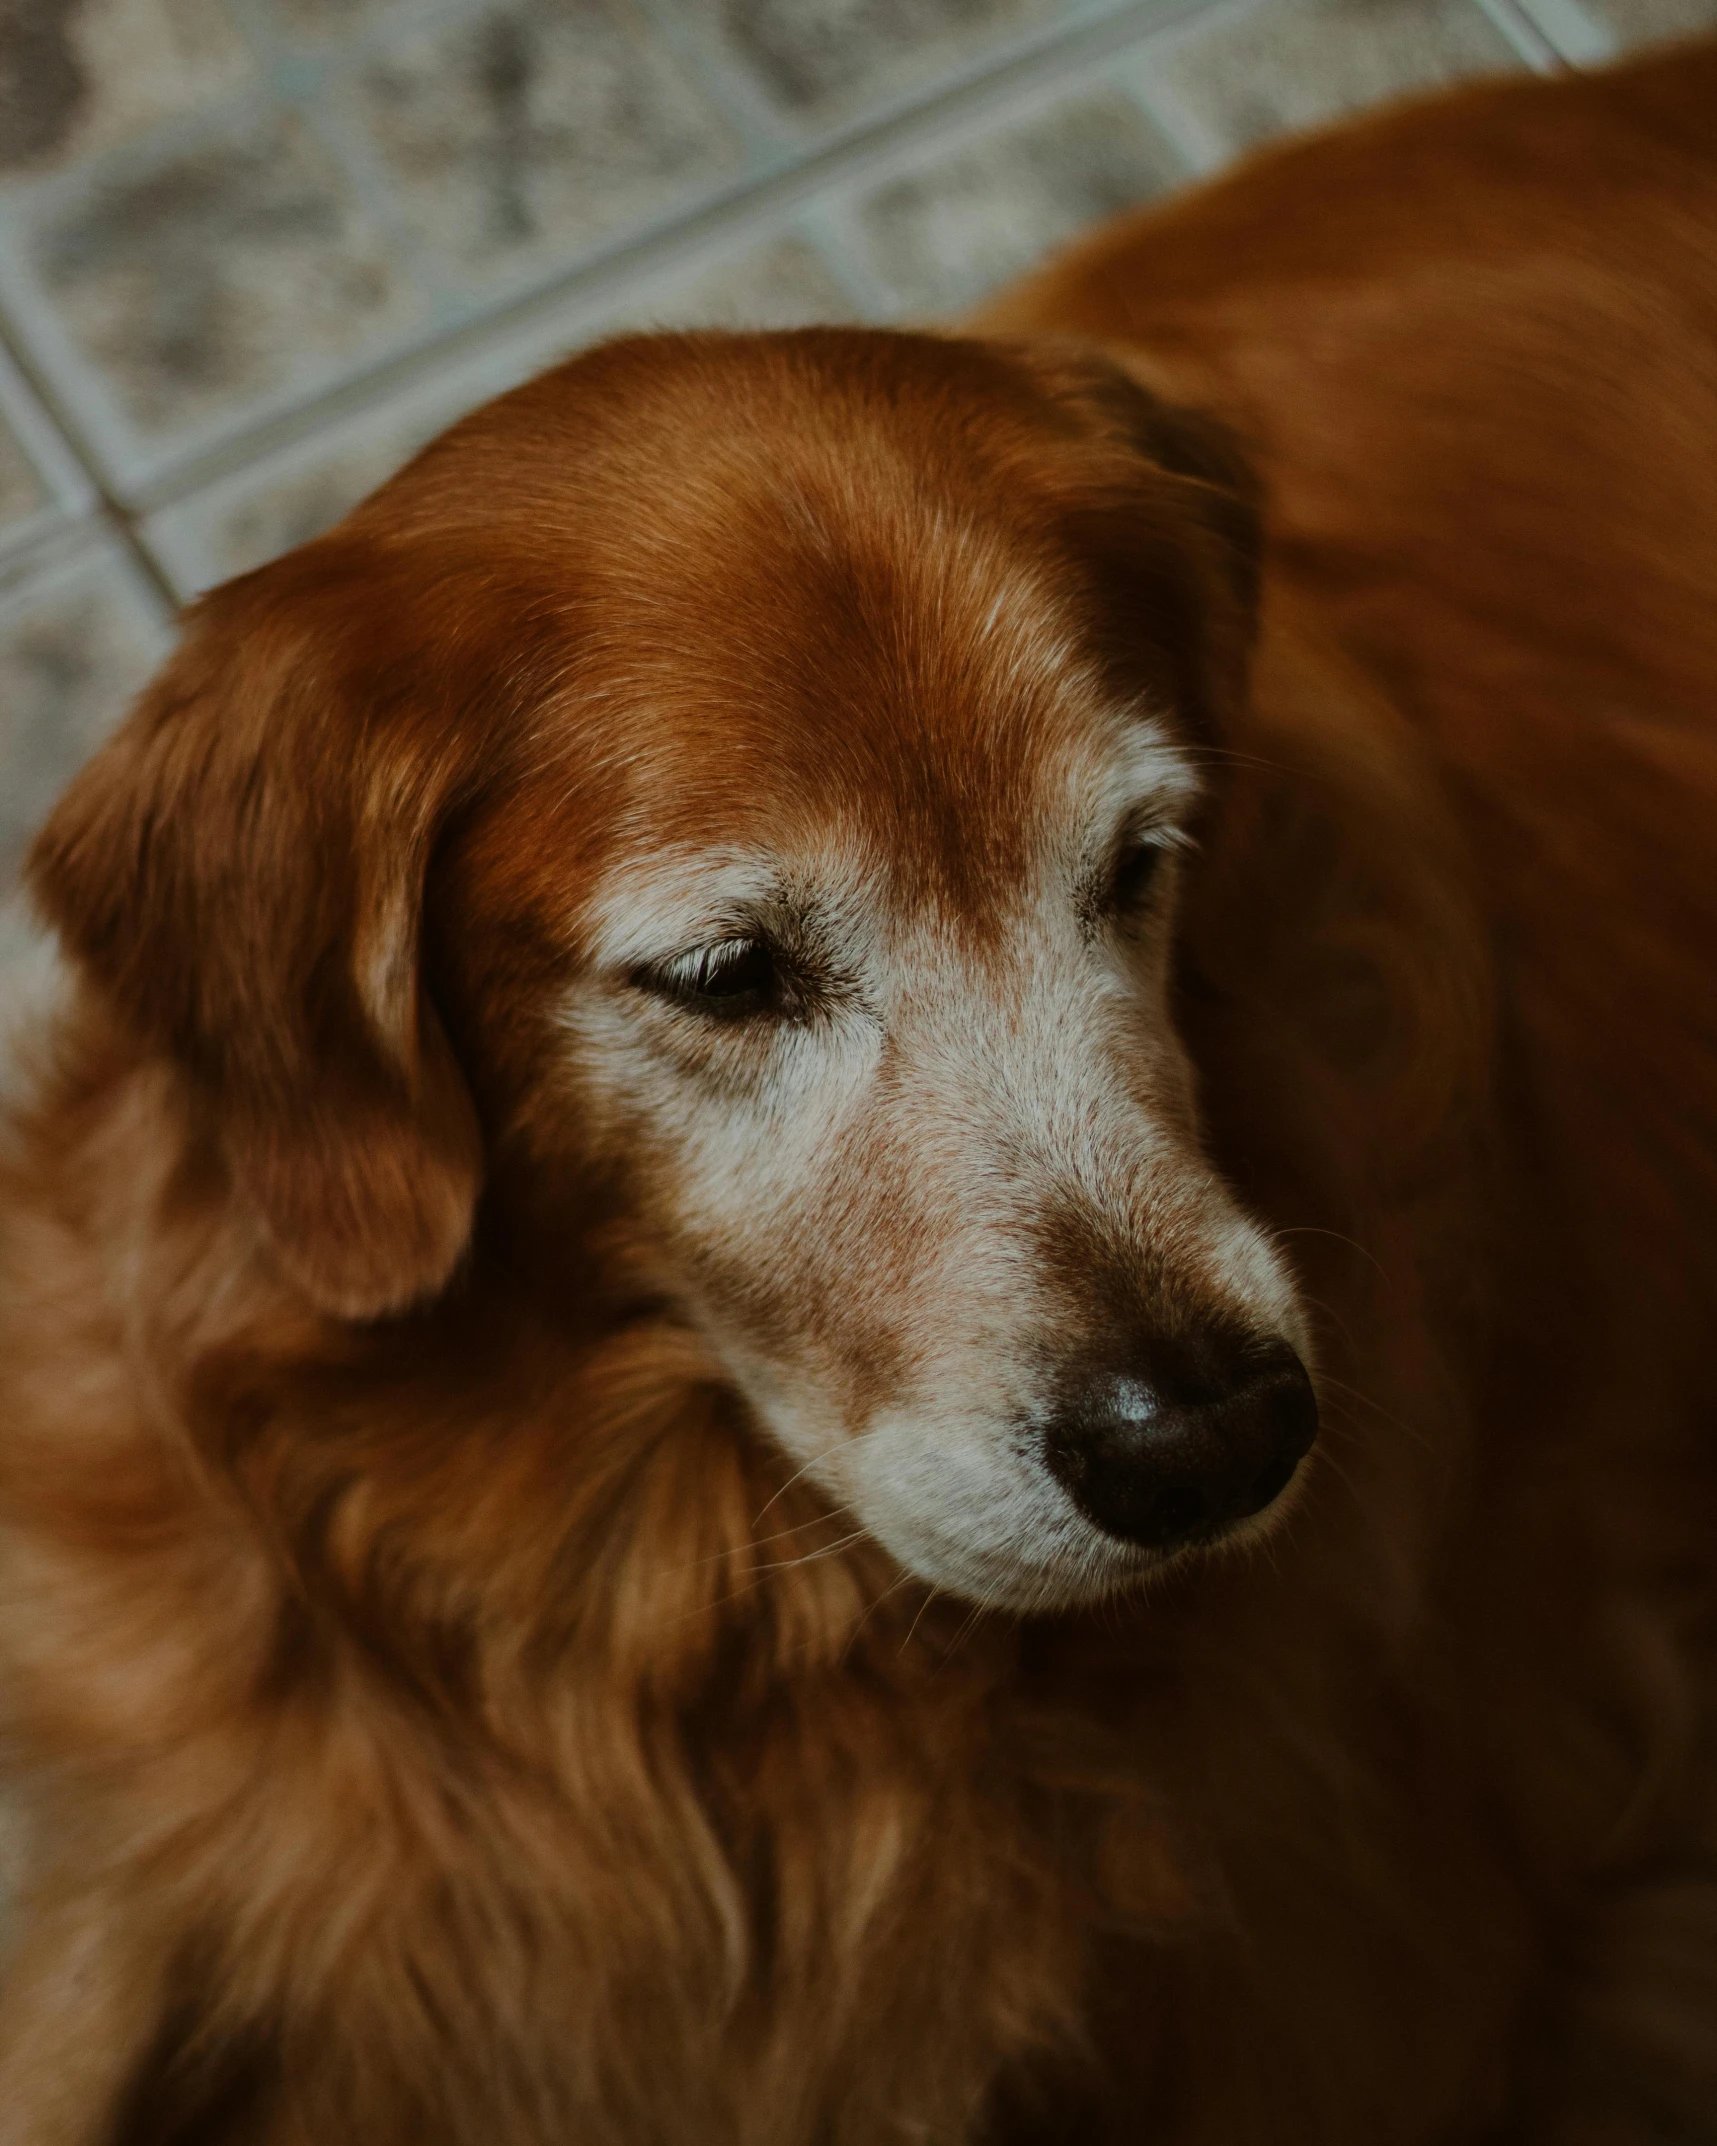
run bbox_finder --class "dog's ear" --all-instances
[996,342,1264,735]
[27,539,493,1321]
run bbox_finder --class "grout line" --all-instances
[1505,0,1618,63]
[109,0,1216,517]
[0,315,181,616]
[624,0,803,165]
[1472,0,1572,69]
[792,196,900,323]
[0,0,1596,540]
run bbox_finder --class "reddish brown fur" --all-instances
[4,38,1717,2144]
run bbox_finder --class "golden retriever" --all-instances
[3,34,1717,2145]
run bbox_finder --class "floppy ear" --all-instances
[996,341,1264,735]
[27,540,488,1322]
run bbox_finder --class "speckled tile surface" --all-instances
[1132,0,1522,168]
[0,0,251,182]
[1574,0,1717,45]
[710,0,1075,119]
[0,0,1679,973]
[353,0,740,291]
[0,409,46,531]
[142,222,861,593]
[22,111,420,456]
[854,82,1183,313]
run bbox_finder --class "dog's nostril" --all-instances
[1146,1484,1210,1543]
[1245,1449,1299,1514]
[1040,1342,1316,1554]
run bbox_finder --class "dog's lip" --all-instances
[873,1508,1164,1612]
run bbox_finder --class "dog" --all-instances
[2,33,1717,2145]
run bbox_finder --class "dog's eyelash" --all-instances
[637,937,793,1021]
[1105,829,1188,921]
[1111,840,1168,912]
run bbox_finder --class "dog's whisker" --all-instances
[660,1510,845,1583]
[1275,1226,1394,1286]
[751,1449,833,1528]
[840,1572,915,1667]
[749,1527,873,1578]
[945,1603,991,1657]
[1316,1375,1437,1456]
[898,1582,944,1657]
[1298,1290,1363,1356]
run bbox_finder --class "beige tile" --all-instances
[1503,0,1617,56]
[582,232,861,333]
[0,412,46,533]
[1135,0,1522,168]
[0,0,252,182]
[263,0,375,33]
[356,0,739,291]
[857,88,1181,314]
[714,0,1074,119]
[1577,0,1717,43]
[23,110,421,452]
[0,343,97,552]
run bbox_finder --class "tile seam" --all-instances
[0,315,180,616]
[83,0,1222,515]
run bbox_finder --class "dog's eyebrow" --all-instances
[1109,720,1203,819]
[583,849,787,968]
[1057,717,1203,847]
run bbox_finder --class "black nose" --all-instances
[1041,1341,1317,1553]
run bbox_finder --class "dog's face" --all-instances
[32,331,1315,1613]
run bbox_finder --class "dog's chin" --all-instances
[756,1401,1306,1614]
[851,1499,1157,1615]
[774,1410,1211,1613]
[852,1471,1311,1615]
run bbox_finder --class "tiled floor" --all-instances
[1,0,1714,1000]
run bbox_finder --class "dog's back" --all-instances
[988,44,1717,2130]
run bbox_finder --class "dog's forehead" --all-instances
[566,606,1185,947]
[546,478,1183,909]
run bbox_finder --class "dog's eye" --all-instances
[646,938,785,1019]
[1109,837,1169,915]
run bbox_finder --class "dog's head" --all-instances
[31,331,1314,1612]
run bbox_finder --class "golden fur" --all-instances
[3,37,1717,2144]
